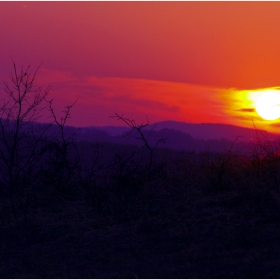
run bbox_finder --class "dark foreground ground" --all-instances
[1,177,280,278]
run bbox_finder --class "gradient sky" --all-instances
[1,2,280,133]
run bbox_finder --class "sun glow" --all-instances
[255,89,280,121]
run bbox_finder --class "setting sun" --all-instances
[255,90,280,121]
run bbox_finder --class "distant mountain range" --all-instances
[5,119,279,153]
[75,120,278,153]
[90,120,275,142]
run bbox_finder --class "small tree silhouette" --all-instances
[0,61,51,193]
[46,99,79,191]
[112,113,167,174]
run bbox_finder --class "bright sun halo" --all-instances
[255,90,280,121]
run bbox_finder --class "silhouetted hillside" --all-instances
[89,120,279,141]
[72,120,280,154]
[16,119,278,154]
[148,120,274,142]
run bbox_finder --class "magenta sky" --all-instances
[1,2,280,131]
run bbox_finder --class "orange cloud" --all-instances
[32,69,280,133]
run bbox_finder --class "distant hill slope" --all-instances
[88,126,130,136]
[147,120,274,142]
[91,120,276,142]
[8,119,279,153]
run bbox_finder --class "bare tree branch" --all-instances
[111,113,167,172]
[0,61,51,192]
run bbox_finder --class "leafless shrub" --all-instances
[44,99,81,194]
[0,61,51,193]
[248,124,280,190]
[111,113,167,176]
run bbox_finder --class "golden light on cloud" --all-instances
[225,87,280,133]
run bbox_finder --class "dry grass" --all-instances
[1,142,280,278]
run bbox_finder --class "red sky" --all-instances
[1,2,280,132]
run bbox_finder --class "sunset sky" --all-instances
[1,2,280,133]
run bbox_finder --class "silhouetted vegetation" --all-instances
[1,63,280,278]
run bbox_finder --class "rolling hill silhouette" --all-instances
[91,120,275,141]
[6,119,277,153]
[147,120,272,142]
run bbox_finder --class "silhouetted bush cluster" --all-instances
[1,63,280,225]
[2,64,280,278]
